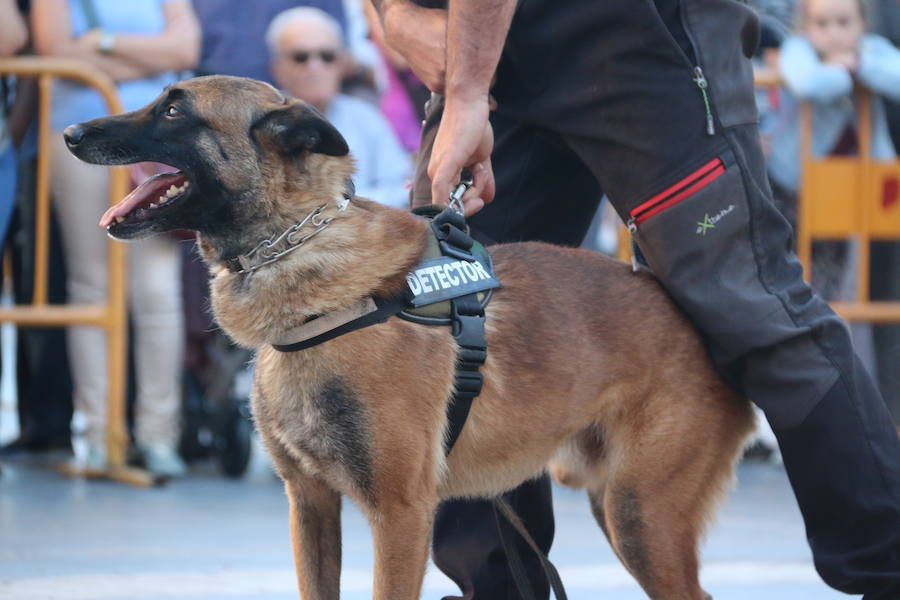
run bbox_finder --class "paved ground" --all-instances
[0,439,855,600]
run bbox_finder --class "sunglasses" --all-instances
[284,49,338,65]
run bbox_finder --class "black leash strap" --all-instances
[494,498,569,600]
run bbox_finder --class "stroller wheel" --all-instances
[216,399,252,478]
[179,370,208,462]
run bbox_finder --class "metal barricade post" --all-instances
[795,84,900,322]
[0,57,152,486]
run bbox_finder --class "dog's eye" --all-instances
[164,105,182,118]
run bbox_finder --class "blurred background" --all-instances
[0,0,898,598]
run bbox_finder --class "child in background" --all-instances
[763,0,900,379]
[765,0,900,293]
[767,0,900,219]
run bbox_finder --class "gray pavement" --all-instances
[0,441,854,600]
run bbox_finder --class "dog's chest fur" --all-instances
[252,349,375,500]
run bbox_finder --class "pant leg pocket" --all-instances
[680,0,760,128]
[628,150,784,356]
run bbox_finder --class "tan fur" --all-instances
[98,78,757,600]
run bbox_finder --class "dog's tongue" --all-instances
[99,171,188,228]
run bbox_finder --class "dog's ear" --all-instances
[252,102,349,157]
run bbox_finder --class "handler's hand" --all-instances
[382,3,447,93]
[428,96,495,216]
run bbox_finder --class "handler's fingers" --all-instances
[459,161,494,216]
[461,194,484,217]
[462,187,484,217]
[475,159,495,205]
[430,160,459,212]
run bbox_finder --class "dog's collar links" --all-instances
[226,181,354,274]
[232,203,332,274]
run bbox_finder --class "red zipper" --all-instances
[627,157,726,229]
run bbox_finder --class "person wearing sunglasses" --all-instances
[267,7,410,210]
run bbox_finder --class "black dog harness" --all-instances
[272,205,499,456]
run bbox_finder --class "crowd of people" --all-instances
[0,0,897,506]
[1,0,900,598]
[0,0,427,477]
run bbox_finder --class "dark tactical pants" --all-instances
[412,0,900,598]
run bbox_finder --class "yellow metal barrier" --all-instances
[619,69,900,324]
[0,57,152,485]
[794,85,900,323]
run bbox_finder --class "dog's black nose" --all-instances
[63,124,86,147]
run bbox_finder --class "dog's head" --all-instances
[64,75,351,244]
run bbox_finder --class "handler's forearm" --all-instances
[444,0,517,102]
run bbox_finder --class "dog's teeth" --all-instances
[116,216,125,223]
[159,195,170,204]
[149,202,158,209]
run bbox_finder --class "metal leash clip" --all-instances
[448,170,474,215]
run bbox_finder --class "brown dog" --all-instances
[64,75,755,600]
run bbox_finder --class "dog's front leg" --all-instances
[285,478,342,600]
[370,496,436,600]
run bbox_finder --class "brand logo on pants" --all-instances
[696,204,735,235]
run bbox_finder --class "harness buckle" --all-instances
[452,313,486,348]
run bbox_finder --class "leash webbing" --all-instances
[494,500,538,600]
[494,498,569,600]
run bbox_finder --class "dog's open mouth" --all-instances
[99,170,193,235]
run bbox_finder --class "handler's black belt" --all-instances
[272,205,498,456]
